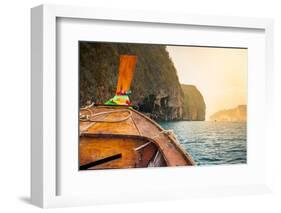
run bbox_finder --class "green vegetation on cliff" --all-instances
[80,42,183,120]
[79,42,206,121]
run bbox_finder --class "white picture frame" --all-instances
[31,4,274,208]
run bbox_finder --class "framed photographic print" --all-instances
[31,4,274,208]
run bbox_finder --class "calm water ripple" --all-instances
[158,121,247,166]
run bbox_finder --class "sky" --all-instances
[166,46,247,119]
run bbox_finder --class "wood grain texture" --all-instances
[80,136,157,169]
[79,106,194,170]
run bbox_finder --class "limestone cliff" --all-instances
[181,84,206,121]
[79,42,184,120]
[209,105,247,122]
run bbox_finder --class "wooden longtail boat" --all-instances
[79,55,195,170]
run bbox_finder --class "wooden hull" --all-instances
[79,106,194,170]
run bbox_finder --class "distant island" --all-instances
[209,105,247,122]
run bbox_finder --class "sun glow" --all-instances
[167,46,247,119]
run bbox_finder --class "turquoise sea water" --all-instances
[158,121,247,165]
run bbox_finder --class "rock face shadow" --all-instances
[79,42,206,121]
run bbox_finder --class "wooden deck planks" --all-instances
[79,106,194,168]
[80,137,148,169]
[80,107,140,135]
[87,108,139,135]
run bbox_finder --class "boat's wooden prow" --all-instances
[79,106,195,170]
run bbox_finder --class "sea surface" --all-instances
[158,121,247,165]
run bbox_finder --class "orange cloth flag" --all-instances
[116,55,137,94]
